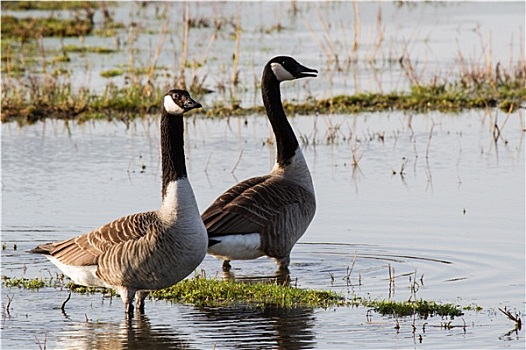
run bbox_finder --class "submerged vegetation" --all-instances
[2,274,464,318]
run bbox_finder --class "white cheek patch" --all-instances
[271,63,295,82]
[164,95,185,115]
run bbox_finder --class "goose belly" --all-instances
[208,233,264,260]
[47,256,109,288]
[97,229,208,291]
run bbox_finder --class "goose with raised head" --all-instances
[31,89,207,316]
[203,56,317,272]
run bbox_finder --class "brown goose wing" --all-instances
[31,211,158,266]
[202,175,304,237]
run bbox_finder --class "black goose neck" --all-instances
[160,109,187,198]
[262,67,299,167]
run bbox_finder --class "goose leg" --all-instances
[222,259,232,271]
[135,291,149,313]
[276,268,291,286]
[276,255,290,271]
[117,287,136,316]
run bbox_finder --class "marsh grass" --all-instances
[62,45,117,54]
[100,69,124,78]
[1,1,99,11]
[3,75,524,124]
[2,274,464,317]
[1,15,94,41]
[1,75,166,124]
[1,2,122,43]
[150,276,344,308]
[2,2,525,124]
[359,298,463,318]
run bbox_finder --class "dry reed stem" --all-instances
[425,123,434,159]
[316,9,338,64]
[339,21,352,69]
[498,307,522,329]
[5,294,13,316]
[38,35,46,75]
[34,335,47,350]
[178,3,190,90]
[127,23,136,80]
[345,251,358,286]
[352,0,360,59]
[302,16,331,61]
[204,153,213,174]
[231,149,243,175]
[368,6,385,64]
[146,13,169,87]
[200,27,218,66]
[231,14,242,87]
[388,264,395,298]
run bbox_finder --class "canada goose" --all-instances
[203,56,317,271]
[31,89,207,316]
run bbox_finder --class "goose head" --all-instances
[163,89,202,115]
[267,56,318,83]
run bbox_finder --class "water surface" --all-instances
[2,110,524,349]
[2,1,525,348]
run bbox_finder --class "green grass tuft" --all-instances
[1,15,93,40]
[3,276,48,289]
[3,74,524,124]
[361,298,464,318]
[100,69,124,78]
[149,276,345,308]
[1,1,99,11]
[62,45,117,54]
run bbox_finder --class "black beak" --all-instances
[184,98,202,111]
[296,64,318,79]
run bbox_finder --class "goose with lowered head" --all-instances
[203,56,317,272]
[31,89,207,316]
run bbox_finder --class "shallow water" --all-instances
[2,109,524,349]
[2,1,526,348]
[4,2,524,105]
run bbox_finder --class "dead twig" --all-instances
[231,15,241,87]
[34,334,47,350]
[425,122,435,159]
[6,294,14,316]
[499,307,522,330]
[230,150,243,175]
[177,3,190,90]
[61,290,72,313]
[204,152,213,174]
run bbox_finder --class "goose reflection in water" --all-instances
[54,314,193,350]
[53,298,315,349]
[194,304,316,350]
[220,268,292,287]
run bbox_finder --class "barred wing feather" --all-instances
[202,176,307,237]
[31,212,159,266]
